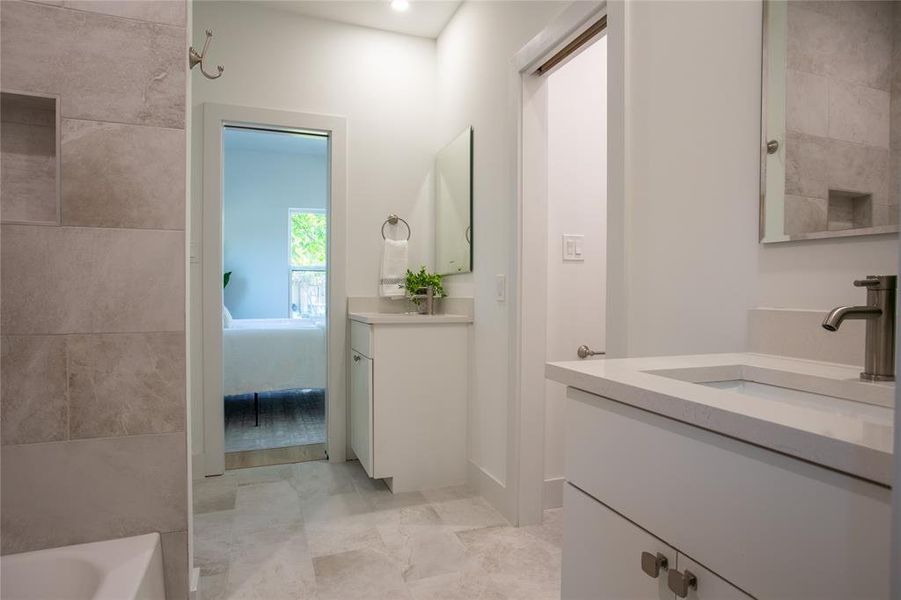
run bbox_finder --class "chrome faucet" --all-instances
[822,275,896,382]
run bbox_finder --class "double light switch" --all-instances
[562,234,585,261]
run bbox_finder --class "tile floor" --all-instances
[224,388,325,452]
[193,460,562,600]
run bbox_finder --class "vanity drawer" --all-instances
[350,320,373,358]
[565,387,891,600]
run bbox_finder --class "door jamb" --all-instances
[200,103,348,475]
[509,1,621,526]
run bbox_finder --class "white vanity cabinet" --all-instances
[348,315,470,493]
[561,387,891,600]
[563,484,750,600]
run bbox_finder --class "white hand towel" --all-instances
[379,238,408,298]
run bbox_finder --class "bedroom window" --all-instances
[289,208,326,319]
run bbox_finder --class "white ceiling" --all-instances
[258,0,462,39]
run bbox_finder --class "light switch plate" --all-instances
[496,274,506,302]
[563,234,585,261]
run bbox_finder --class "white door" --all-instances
[562,483,675,600]
[674,554,753,600]
[543,36,609,510]
[350,351,373,476]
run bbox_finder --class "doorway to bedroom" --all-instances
[221,125,328,469]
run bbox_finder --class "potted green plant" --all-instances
[404,266,444,315]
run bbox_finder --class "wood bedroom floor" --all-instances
[224,388,326,452]
[193,459,563,600]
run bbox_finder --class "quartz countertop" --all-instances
[348,312,473,325]
[546,353,894,486]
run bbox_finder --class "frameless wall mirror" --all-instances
[435,127,473,274]
[760,0,901,243]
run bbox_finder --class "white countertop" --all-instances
[546,353,895,486]
[348,312,473,325]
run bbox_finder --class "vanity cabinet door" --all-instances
[563,483,675,600]
[673,554,752,600]
[350,351,374,477]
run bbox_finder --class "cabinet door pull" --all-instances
[640,551,668,578]
[667,568,697,598]
[353,354,361,362]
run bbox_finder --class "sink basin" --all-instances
[645,363,894,425]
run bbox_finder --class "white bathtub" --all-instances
[1,533,166,600]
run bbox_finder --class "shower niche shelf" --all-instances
[0,91,60,225]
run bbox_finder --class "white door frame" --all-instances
[509,0,626,525]
[201,103,348,475]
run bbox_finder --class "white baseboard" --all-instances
[189,567,201,600]
[543,477,565,510]
[467,460,515,524]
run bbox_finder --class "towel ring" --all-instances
[381,214,411,241]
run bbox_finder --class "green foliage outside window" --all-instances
[290,211,327,267]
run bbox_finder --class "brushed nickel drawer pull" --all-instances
[668,568,697,598]
[640,551,668,578]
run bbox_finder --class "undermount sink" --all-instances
[645,363,894,426]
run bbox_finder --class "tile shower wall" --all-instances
[784,1,899,235]
[0,1,188,598]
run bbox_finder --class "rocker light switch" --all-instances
[563,234,585,261]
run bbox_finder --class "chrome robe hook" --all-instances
[189,29,224,80]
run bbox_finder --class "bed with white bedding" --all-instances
[223,318,327,396]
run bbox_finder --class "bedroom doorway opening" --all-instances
[221,125,329,469]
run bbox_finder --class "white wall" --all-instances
[193,2,437,294]
[620,0,761,357]
[544,37,607,486]
[616,0,897,359]
[223,142,327,319]
[436,1,565,489]
[190,2,438,460]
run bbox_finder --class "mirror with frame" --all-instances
[434,127,473,274]
[760,0,900,243]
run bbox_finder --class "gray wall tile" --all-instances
[827,80,890,148]
[0,1,185,128]
[0,335,68,445]
[785,131,829,199]
[161,530,189,600]
[1,225,184,335]
[67,332,185,439]
[61,119,185,229]
[788,2,892,91]
[784,195,827,235]
[63,0,186,26]
[786,69,828,137]
[1,432,187,554]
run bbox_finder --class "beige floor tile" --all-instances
[193,474,238,514]
[522,508,563,549]
[302,491,371,523]
[226,535,316,600]
[233,463,295,487]
[456,526,561,592]
[199,571,229,600]
[291,459,356,499]
[430,496,509,532]
[313,548,411,600]
[192,461,563,600]
[421,484,478,504]
[306,511,385,558]
[194,510,235,576]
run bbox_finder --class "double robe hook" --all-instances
[189,29,224,80]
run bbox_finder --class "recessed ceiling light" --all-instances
[391,0,410,12]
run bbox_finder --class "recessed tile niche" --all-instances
[827,190,872,231]
[0,92,59,224]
